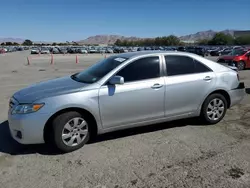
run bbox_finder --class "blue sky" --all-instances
[1,0,249,42]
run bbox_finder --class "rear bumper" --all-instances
[228,82,246,107]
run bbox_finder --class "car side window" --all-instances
[116,56,160,82]
[165,55,195,76]
[165,55,211,76]
[194,59,212,73]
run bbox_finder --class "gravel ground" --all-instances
[0,51,250,188]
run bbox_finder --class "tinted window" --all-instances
[116,56,160,82]
[165,55,211,76]
[194,60,211,73]
[165,56,194,76]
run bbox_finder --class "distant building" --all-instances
[98,44,108,47]
[181,40,196,44]
[233,30,250,38]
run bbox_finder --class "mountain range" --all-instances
[0,30,235,44]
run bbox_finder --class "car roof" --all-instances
[118,50,200,58]
[117,51,232,73]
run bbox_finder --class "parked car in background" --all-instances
[0,48,5,53]
[228,50,250,70]
[17,47,24,51]
[209,48,223,56]
[106,48,113,53]
[132,47,138,52]
[41,47,50,54]
[31,47,40,54]
[51,47,60,54]
[8,51,245,152]
[89,47,97,53]
[177,46,186,52]
[186,46,205,57]
[97,48,106,54]
[113,47,121,53]
[58,47,68,54]
[78,47,88,54]
[217,49,249,70]
[67,47,77,54]
[218,48,232,56]
[137,47,145,51]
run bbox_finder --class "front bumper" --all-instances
[8,110,50,144]
[228,82,246,107]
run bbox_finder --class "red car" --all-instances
[217,49,250,70]
[0,48,6,54]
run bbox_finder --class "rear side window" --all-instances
[116,56,160,82]
[194,59,212,73]
[165,55,211,76]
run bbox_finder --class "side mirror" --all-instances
[108,76,124,85]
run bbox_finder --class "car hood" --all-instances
[13,76,89,103]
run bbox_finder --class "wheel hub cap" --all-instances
[61,117,88,147]
[206,98,225,121]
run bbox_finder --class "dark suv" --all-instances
[186,46,205,57]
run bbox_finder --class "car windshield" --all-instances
[228,50,246,56]
[71,56,128,83]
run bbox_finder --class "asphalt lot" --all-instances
[0,51,250,188]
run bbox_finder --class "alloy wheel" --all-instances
[61,117,88,147]
[206,98,225,121]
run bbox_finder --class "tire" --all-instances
[52,111,90,153]
[237,61,245,71]
[200,93,227,125]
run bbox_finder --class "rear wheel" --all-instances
[200,93,227,124]
[52,111,90,152]
[237,61,245,71]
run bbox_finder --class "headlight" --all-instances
[12,103,44,114]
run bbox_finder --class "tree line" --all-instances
[0,40,70,46]
[115,35,182,46]
[114,33,250,46]
[0,40,100,46]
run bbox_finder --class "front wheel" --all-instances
[52,111,90,152]
[200,94,227,124]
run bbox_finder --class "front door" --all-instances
[99,56,165,129]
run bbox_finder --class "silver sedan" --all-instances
[8,51,246,152]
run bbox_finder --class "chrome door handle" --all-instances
[203,76,212,81]
[151,83,163,89]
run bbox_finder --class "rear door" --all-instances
[163,55,216,117]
